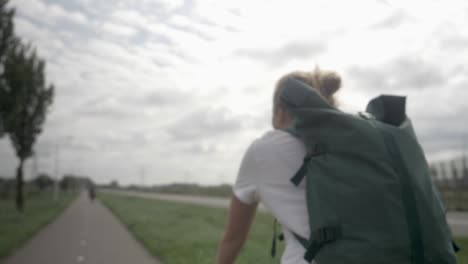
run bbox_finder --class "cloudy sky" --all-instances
[0,0,467,185]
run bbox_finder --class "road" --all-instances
[4,192,161,264]
[102,189,468,237]
[448,212,468,237]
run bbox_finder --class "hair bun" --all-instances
[275,67,341,108]
[319,71,341,96]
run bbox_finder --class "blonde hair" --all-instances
[273,67,342,115]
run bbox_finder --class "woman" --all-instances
[216,68,342,264]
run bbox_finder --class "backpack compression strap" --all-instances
[293,226,342,263]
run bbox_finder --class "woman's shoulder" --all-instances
[251,129,304,154]
[258,129,301,143]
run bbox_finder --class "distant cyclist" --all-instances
[88,181,96,201]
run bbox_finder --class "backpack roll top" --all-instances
[280,77,334,111]
[279,78,457,264]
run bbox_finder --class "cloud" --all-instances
[73,88,191,122]
[13,0,87,26]
[13,18,64,54]
[167,108,243,141]
[101,21,138,37]
[414,107,468,160]
[437,28,468,52]
[190,0,247,30]
[110,9,150,28]
[145,22,210,49]
[234,41,326,67]
[76,97,135,121]
[347,57,446,92]
[442,36,468,50]
[109,9,216,44]
[184,142,218,155]
[74,0,184,16]
[33,135,97,159]
[140,90,189,107]
[167,14,192,28]
[3,0,467,186]
[48,3,87,25]
[371,10,411,29]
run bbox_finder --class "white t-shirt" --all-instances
[233,129,316,264]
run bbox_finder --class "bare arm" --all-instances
[216,195,258,264]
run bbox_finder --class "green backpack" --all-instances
[278,77,458,264]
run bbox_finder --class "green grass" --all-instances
[99,193,468,264]
[440,188,468,211]
[99,193,282,264]
[0,191,77,259]
[456,237,468,264]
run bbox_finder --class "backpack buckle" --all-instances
[311,143,327,157]
[315,226,342,243]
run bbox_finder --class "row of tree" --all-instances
[0,0,55,211]
[430,156,468,188]
[0,173,92,199]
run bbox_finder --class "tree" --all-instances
[110,180,119,189]
[438,162,448,188]
[0,0,14,60]
[462,156,468,187]
[32,173,54,190]
[0,177,14,198]
[429,164,438,183]
[59,175,77,191]
[0,0,17,137]
[2,42,54,211]
[60,175,91,191]
[451,159,460,187]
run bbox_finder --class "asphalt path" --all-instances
[4,192,161,264]
[102,189,468,237]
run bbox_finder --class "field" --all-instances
[99,193,283,264]
[105,185,468,212]
[99,193,467,264]
[0,192,77,259]
[457,237,468,264]
[440,188,468,211]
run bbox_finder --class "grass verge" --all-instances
[456,237,468,264]
[99,193,468,264]
[0,191,77,259]
[99,192,282,264]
